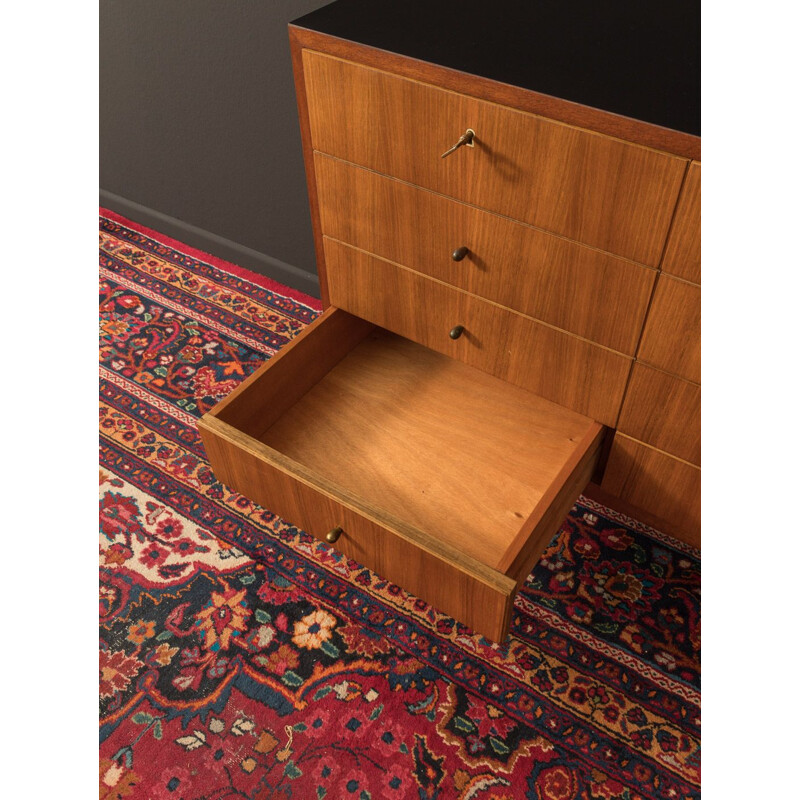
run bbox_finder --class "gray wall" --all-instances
[100,0,332,297]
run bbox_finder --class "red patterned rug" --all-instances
[99,209,700,800]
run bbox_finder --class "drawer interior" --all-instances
[211,308,603,574]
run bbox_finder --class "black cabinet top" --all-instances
[291,0,700,137]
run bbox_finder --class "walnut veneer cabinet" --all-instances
[198,0,701,641]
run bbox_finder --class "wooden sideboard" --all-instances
[198,0,700,639]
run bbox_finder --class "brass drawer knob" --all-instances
[451,246,469,261]
[325,526,343,543]
[441,129,475,158]
[449,325,465,340]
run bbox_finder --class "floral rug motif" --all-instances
[99,209,700,800]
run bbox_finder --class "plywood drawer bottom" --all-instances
[199,308,604,640]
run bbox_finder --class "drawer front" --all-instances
[638,275,701,383]
[303,50,687,265]
[661,161,701,284]
[316,154,656,354]
[199,415,516,641]
[602,434,700,545]
[324,238,632,426]
[617,364,701,465]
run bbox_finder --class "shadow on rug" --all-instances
[99,210,700,800]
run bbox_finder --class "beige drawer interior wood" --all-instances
[302,49,687,265]
[199,308,603,640]
[617,363,700,466]
[315,153,656,354]
[324,238,632,427]
[661,161,700,285]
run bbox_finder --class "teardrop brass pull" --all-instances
[449,325,465,340]
[441,129,475,158]
[326,526,343,543]
[452,246,469,261]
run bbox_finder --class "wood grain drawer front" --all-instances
[661,161,700,284]
[617,364,700,465]
[315,154,656,354]
[199,307,604,641]
[602,434,700,546]
[637,275,700,383]
[324,239,632,427]
[302,50,687,266]
[199,415,517,642]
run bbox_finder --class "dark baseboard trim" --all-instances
[99,190,321,299]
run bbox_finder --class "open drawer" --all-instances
[198,308,604,641]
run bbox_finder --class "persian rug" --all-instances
[99,209,700,800]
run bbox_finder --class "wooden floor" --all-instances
[260,329,598,568]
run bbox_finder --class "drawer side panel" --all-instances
[500,423,604,583]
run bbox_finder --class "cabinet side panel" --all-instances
[289,30,331,305]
